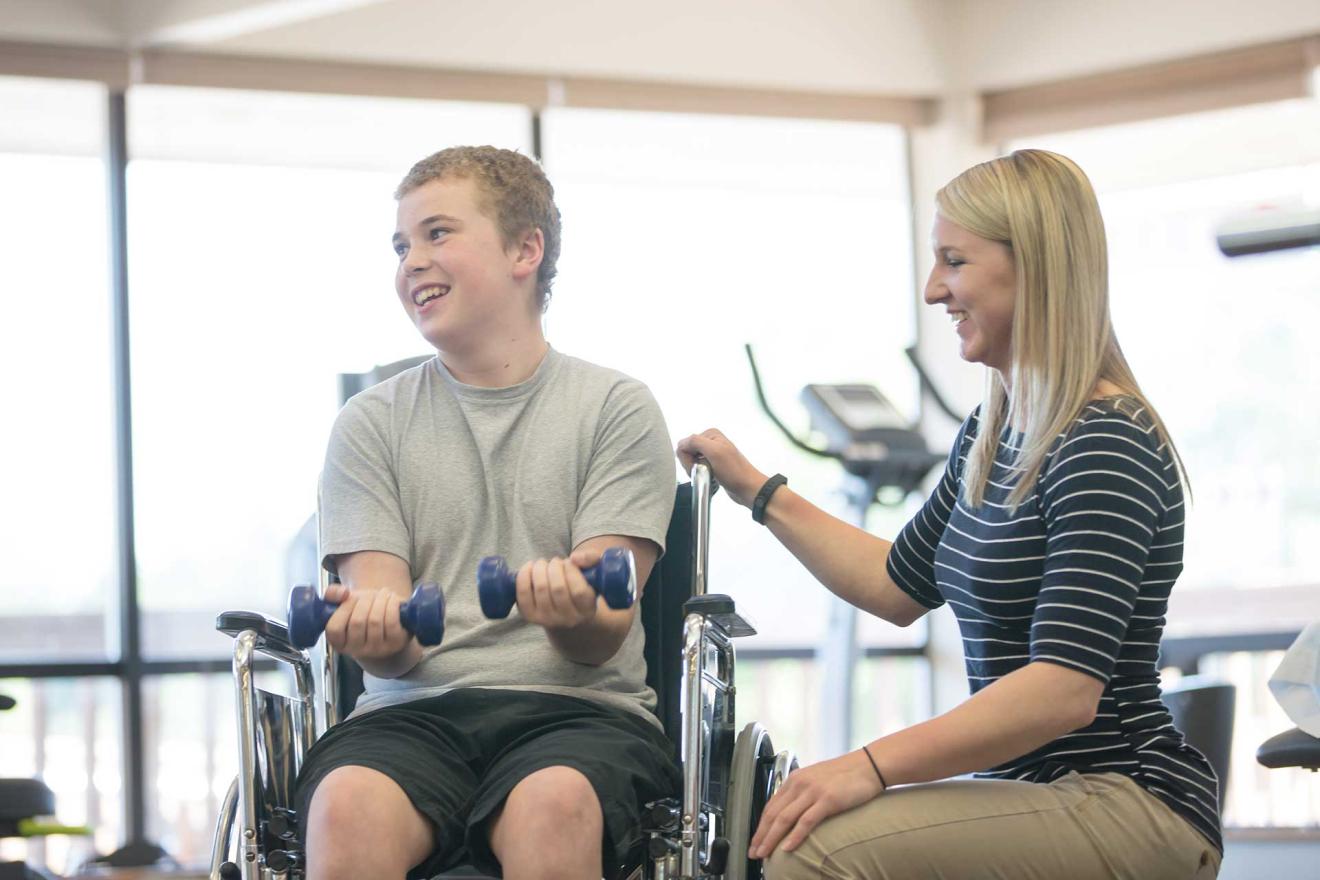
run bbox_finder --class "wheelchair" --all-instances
[209,462,798,880]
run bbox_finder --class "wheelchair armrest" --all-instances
[216,611,308,665]
[683,594,757,637]
[1257,727,1320,770]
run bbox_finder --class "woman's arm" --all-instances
[757,484,927,626]
[869,660,1104,784]
[677,428,946,627]
[750,660,1104,857]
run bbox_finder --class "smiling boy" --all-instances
[293,146,679,880]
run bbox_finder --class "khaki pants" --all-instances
[765,772,1220,880]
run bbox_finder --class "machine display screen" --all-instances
[814,385,906,432]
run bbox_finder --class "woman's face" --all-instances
[923,214,1017,375]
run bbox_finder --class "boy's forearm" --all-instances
[545,608,634,665]
[354,640,425,679]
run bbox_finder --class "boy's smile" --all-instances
[410,283,450,310]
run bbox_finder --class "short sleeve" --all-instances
[1029,412,1169,683]
[318,397,412,574]
[884,411,977,610]
[571,379,676,555]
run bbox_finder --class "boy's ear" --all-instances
[510,227,544,281]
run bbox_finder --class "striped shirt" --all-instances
[886,397,1222,853]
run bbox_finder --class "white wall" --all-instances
[0,0,121,44]
[0,0,952,94]
[4,0,1319,97]
[952,0,1320,89]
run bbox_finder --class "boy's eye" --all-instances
[392,242,407,257]
[429,227,449,241]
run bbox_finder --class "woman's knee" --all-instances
[765,846,824,880]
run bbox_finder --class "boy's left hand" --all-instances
[515,554,600,630]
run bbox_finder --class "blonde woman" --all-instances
[677,150,1221,879]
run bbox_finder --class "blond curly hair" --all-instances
[396,146,561,312]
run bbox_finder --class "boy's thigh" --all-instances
[463,693,681,879]
[767,772,1218,880]
[294,701,481,874]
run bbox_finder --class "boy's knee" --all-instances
[305,766,433,879]
[310,766,388,823]
[307,765,426,842]
[504,766,602,831]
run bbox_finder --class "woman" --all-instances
[677,150,1222,879]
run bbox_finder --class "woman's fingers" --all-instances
[749,786,809,859]
[777,803,827,853]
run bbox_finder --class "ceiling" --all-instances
[2,0,1318,95]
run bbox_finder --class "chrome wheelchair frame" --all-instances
[209,462,797,880]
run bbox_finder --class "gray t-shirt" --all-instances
[319,347,675,726]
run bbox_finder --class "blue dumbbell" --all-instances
[477,548,636,619]
[287,582,445,649]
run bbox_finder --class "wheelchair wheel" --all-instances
[723,722,797,880]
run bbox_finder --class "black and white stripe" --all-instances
[887,398,1222,853]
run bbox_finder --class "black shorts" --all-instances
[294,688,681,879]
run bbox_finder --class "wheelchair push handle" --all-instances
[691,459,715,597]
[286,582,445,649]
[476,547,636,619]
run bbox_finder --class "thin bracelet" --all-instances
[861,745,887,790]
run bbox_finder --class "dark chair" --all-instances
[1257,727,1320,772]
[1163,676,1236,808]
[0,694,60,880]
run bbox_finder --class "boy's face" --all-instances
[392,176,539,352]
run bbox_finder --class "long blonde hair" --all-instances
[937,149,1187,509]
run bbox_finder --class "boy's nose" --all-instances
[403,250,431,273]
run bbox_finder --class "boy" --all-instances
[294,146,679,880]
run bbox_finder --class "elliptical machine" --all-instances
[744,345,958,756]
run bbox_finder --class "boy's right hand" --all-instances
[322,583,414,661]
[676,429,768,509]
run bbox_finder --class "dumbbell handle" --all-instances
[477,547,636,619]
[287,581,444,649]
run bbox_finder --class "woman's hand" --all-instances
[748,749,885,859]
[675,429,768,508]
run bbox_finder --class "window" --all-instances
[142,671,285,863]
[0,677,122,875]
[542,109,927,759]
[1200,652,1320,827]
[1013,96,1320,827]
[0,77,116,663]
[125,86,532,660]
[1013,99,1320,602]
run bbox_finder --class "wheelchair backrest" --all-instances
[330,483,696,753]
[641,482,696,756]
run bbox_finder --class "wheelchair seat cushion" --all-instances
[294,688,681,880]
